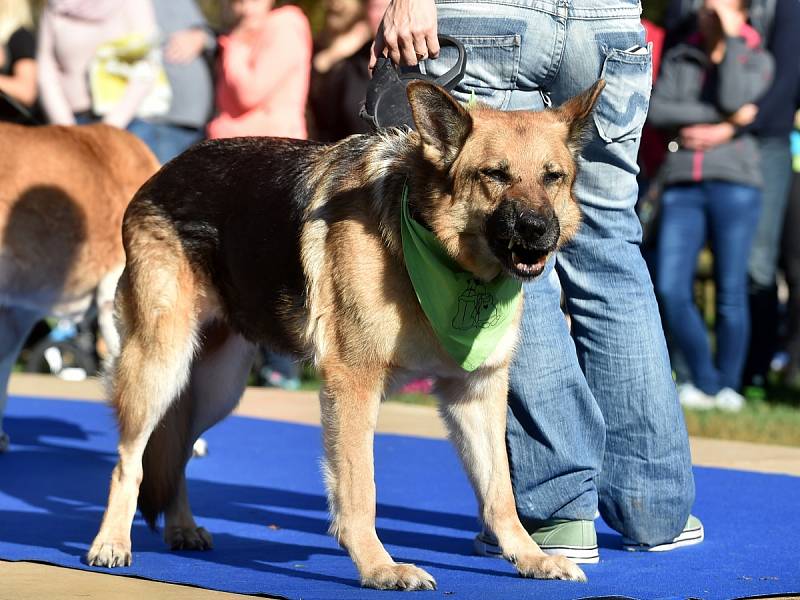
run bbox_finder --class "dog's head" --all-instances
[407,79,604,281]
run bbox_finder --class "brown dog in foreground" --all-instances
[0,123,158,452]
[88,80,604,588]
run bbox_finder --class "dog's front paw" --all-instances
[516,554,586,582]
[0,432,9,453]
[361,563,437,590]
[87,538,132,568]
[166,526,213,551]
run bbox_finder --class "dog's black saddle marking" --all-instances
[130,137,326,353]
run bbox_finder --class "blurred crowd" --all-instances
[0,0,389,389]
[0,0,797,404]
[0,0,391,156]
[640,0,800,411]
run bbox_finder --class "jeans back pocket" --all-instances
[426,19,523,109]
[593,45,652,143]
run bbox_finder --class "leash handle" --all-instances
[398,35,467,91]
[361,35,468,130]
[431,35,467,91]
[0,89,41,125]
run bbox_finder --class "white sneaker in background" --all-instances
[714,387,745,412]
[677,383,716,410]
[192,437,208,458]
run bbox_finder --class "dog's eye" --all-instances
[543,171,565,185]
[480,168,511,183]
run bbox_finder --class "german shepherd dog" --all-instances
[88,80,604,588]
[0,123,158,452]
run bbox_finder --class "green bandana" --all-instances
[400,184,522,371]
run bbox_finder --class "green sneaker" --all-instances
[622,515,704,552]
[474,519,599,564]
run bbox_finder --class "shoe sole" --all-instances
[474,535,599,564]
[678,398,716,410]
[622,525,704,552]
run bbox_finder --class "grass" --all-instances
[386,379,800,447]
[682,379,800,447]
[389,392,438,407]
[385,390,800,448]
[683,397,800,447]
[293,369,800,447]
[401,387,800,448]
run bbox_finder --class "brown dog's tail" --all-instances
[138,387,194,529]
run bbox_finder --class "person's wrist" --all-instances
[720,121,738,136]
[721,20,745,38]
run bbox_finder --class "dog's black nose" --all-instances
[517,211,549,240]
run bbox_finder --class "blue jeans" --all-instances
[655,182,761,394]
[426,0,694,545]
[73,114,200,165]
[127,120,205,165]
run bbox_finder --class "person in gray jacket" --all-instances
[648,0,773,412]
[128,0,215,164]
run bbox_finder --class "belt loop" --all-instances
[557,0,569,19]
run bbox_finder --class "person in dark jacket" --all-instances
[664,0,800,389]
[741,0,800,388]
[308,0,388,142]
[781,122,800,387]
[0,0,37,123]
[649,0,773,411]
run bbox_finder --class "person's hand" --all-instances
[164,28,207,64]
[680,122,736,151]
[707,0,746,37]
[728,103,758,127]
[369,0,439,71]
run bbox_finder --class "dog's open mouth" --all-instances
[497,239,550,279]
[484,205,559,280]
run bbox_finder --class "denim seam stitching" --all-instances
[436,0,641,20]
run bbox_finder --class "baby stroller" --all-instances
[22,305,101,381]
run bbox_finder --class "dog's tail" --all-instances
[111,191,253,532]
[108,196,203,530]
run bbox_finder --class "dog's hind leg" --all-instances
[0,305,42,452]
[320,365,436,591]
[157,323,256,551]
[437,372,587,582]
[88,242,201,568]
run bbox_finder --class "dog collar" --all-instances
[400,184,522,371]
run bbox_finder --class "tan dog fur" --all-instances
[88,81,604,589]
[0,123,159,451]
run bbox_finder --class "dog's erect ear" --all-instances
[407,81,473,169]
[555,79,605,155]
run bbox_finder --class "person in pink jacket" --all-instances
[36,0,158,130]
[208,0,312,140]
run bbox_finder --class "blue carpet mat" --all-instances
[1,396,798,600]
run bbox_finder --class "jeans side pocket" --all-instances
[593,44,652,143]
